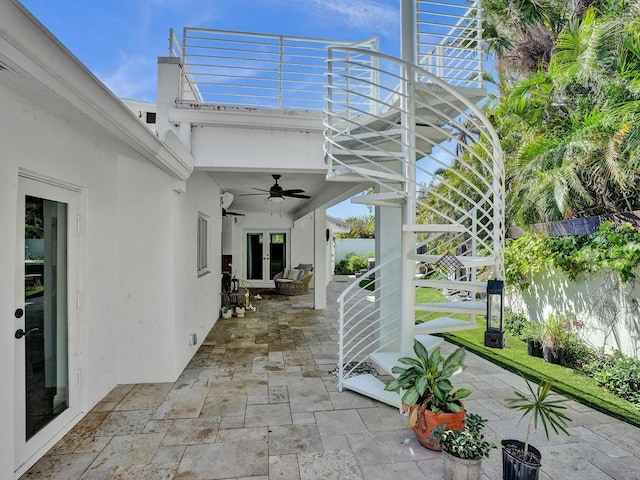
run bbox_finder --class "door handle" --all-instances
[15,328,39,339]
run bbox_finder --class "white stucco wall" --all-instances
[0,71,217,477]
[172,172,221,374]
[335,238,376,263]
[506,267,640,358]
[191,125,325,171]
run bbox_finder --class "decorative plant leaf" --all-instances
[453,388,472,401]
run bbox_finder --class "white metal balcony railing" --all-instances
[168,28,378,110]
[416,0,483,88]
[336,257,401,392]
[167,1,483,110]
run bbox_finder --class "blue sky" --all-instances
[21,0,401,104]
[21,0,397,219]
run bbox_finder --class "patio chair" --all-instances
[274,264,313,295]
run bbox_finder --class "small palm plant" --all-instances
[505,377,571,462]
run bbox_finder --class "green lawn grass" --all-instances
[410,287,640,427]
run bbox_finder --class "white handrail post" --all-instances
[179,27,188,104]
[476,0,483,88]
[326,48,336,171]
[278,36,284,109]
[471,206,477,282]
[338,299,345,392]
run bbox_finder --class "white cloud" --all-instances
[307,0,398,35]
[100,54,157,102]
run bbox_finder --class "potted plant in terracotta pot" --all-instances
[430,413,496,480]
[384,340,471,450]
[502,377,571,480]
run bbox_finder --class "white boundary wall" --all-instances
[335,238,375,263]
[506,267,640,358]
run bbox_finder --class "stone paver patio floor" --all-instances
[22,277,640,479]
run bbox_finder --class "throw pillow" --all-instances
[286,268,301,280]
[282,268,291,279]
[298,263,313,273]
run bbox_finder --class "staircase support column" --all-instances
[400,0,417,357]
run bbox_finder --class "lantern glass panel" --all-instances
[488,294,502,330]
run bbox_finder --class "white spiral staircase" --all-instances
[325,0,505,407]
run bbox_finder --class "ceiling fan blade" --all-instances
[222,208,245,216]
[283,193,311,199]
[281,189,305,195]
[251,187,271,193]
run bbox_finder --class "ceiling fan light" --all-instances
[269,196,284,203]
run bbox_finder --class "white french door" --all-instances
[14,175,81,476]
[245,230,289,285]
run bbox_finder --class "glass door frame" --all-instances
[14,174,82,476]
[243,229,290,286]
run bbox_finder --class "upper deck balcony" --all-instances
[167,0,483,113]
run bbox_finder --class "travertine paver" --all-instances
[21,278,640,480]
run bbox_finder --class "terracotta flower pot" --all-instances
[408,403,466,451]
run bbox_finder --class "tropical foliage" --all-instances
[505,222,640,288]
[421,1,640,228]
[493,1,640,225]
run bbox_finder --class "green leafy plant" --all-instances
[504,309,530,338]
[505,223,640,291]
[384,341,471,420]
[505,377,571,461]
[584,351,640,408]
[430,413,496,460]
[522,321,544,343]
[542,313,573,350]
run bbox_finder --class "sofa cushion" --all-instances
[286,268,301,280]
[275,278,293,283]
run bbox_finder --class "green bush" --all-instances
[334,252,374,275]
[583,351,640,408]
[504,309,529,338]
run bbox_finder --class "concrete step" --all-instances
[351,192,406,207]
[414,279,488,293]
[415,301,486,315]
[341,374,401,408]
[414,317,478,335]
[368,336,444,376]
[333,127,447,153]
[326,165,406,183]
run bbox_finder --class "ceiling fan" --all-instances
[240,174,311,201]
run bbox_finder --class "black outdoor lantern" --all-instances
[231,276,240,293]
[484,279,505,348]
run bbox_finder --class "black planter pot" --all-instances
[543,346,566,366]
[526,339,543,358]
[502,439,541,480]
